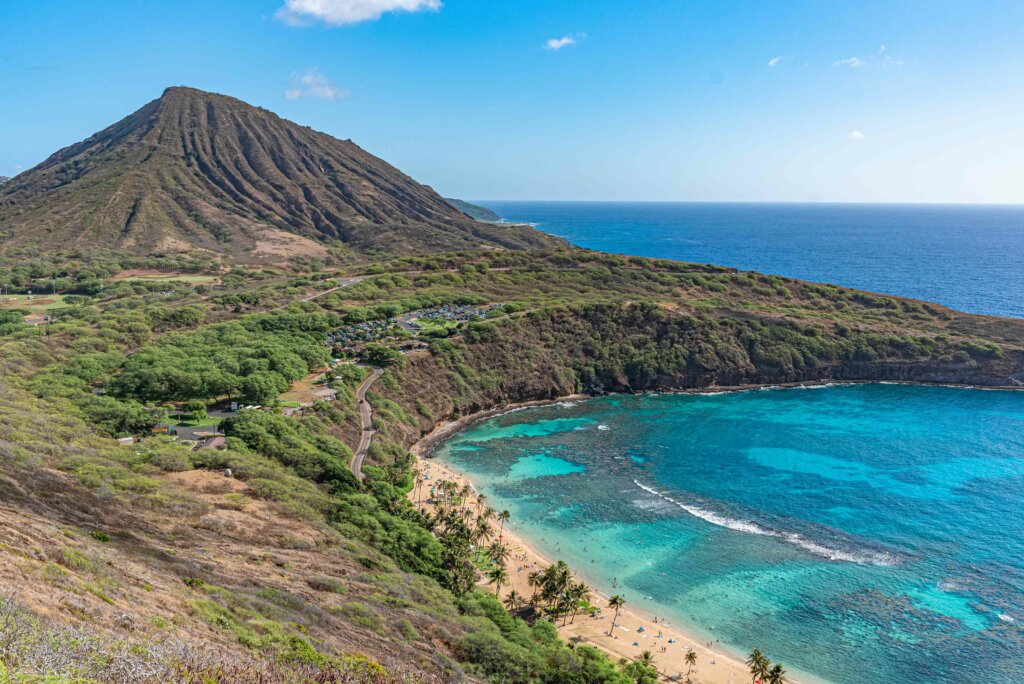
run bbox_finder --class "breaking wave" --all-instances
[633,480,899,567]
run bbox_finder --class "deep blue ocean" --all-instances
[481,202,1024,319]
[436,386,1024,683]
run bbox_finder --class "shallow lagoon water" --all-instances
[434,385,1024,683]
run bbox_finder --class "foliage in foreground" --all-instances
[0,594,420,684]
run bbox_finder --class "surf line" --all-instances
[633,480,899,567]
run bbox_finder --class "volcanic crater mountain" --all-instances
[0,87,560,258]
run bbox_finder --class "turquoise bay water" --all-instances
[434,385,1024,683]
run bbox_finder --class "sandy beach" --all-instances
[410,409,759,684]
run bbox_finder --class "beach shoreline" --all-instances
[407,389,830,684]
[408,379,1023,683]
[411,455,761,684]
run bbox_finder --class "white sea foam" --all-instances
[633,480,899,567]
[597,424,610,431]
[493,405,530,418]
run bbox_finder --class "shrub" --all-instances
[396,618,420,642]
[149,448,193,472]
[306,577,347,595]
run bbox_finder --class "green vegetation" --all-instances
[116,272,218,284]
[747,648,788,684]
[111,312,335,404]
[0,242,1020,683]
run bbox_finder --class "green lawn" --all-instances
[0,294,69,313]
[165,413,223,427]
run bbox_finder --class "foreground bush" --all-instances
[0,594,426,684]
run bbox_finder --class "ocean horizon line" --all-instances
[473,199,1024,208]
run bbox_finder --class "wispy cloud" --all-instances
[880,45,904,67]
[545,34,584,51]
[834,56,864,68]
[767,55,784,67]
[849,130,867,140]
[276,0,441,27]
[284,69,350,101]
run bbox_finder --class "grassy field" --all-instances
[165,413,223,427]
[0,293,69,312]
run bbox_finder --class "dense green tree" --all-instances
[183,399,207,423]
[240,371,288,405]
[362,344,403,367]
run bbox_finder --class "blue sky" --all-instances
[2,0,1023,203]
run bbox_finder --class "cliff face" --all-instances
[0,87,563,259]
[374,304,1024,453]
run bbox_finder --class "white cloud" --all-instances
[544,35,578,51]
[284,69,351,101]
[276,0,441,27]
[879,44,904,66]
[834,56,864,68]
[849,130,867,140]
[767,56,784,67]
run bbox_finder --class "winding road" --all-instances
[351,364,383,482]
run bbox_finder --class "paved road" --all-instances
[351,364,384,482]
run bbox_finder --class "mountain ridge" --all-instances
[444,198,500,222]
[0,87,563,259]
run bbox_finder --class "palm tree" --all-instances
[487,566,509,597]
[527,570,543,604]
[472,516,491,544]
[496,509,511,543]
[607,594,626,635]
[746,649,770,684]
[638,650,655,667]
[488,541,510,567]
[568,581,592,624]
[503,590,523,611]
[767,664,786,684]
[685,650,697,676]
